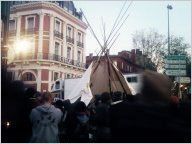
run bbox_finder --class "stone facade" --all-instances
[7,1,87,92]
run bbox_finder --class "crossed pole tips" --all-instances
[80,0,133,58]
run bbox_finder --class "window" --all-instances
[126,76,138,83]
[54,72,59,81]
[67,74,70,78]
[130,66,132,72]
[55,20,61,32]
[78,32,81,42]
[55,42,59,55]
[27,17,34,29]
[22,72,35,81]
[9,20,16,31]
[67,26,72,38]
[122,62,124,69]
[55,81,60,89]
[67,47,71,59]
[77,51,81,62]
[127,65,129,71]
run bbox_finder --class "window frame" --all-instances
[67,47,71,59]
[9,19,16,31]
[77,50,81,62]
[54,18,62,33]
[25,15,35,29]
[67,25,73,38]
[77,32,82,42]
[54,72,59,81]
[55,41,60,55]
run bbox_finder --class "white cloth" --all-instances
[68,63,93,106]
[29,103,62,143]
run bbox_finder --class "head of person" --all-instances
[141,70,172,103]
[63,99,71,111]
[101,92,111,104]
[55,100,64,111]
[25,87,37,99]
[41,92,54,104]
[75,101,87,113]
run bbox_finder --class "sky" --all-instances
[73,1,191,56]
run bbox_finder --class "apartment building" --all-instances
[7,1,87,92]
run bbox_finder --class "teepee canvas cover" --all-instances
[68,1,133,105]
[68,55,132,106]
[90,56,131,96]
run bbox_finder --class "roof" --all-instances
[10,1,82,20]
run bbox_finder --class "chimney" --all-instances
[131,49,136,54]
[136,49,142,55]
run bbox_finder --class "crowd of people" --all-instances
[1,70,191,143]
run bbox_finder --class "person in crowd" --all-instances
[2,81,31,143]
[66,101,90,143]
[54,99,66,143]
[109,70,191,143]
[34,91,42,107]
[61,99,73,142]
[95,92,111,142]
[29,92,63,143]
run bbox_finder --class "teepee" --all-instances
[68,1,133,105]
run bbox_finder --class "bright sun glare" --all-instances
[14,39,31,54]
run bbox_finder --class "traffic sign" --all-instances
[166,55,186,60]
[175,77,190,83]
[165,64,186,69]
[165,59,186,64]
[166,70,186,76]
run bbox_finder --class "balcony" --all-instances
[77,41,84,48]
[13,53,85,68]
[8,30,16,37]
[66,36,74,44]
[54,30,63,39]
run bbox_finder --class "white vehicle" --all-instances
[51,78,80,100]
[123,73,143,94]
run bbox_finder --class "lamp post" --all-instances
[167,4,173,55]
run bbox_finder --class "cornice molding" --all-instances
[11,2,88,29]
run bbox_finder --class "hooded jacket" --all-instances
[29,103,62,143]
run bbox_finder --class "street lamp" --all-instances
[167,4,173,55]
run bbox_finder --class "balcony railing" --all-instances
[77,41,84,48]
[8,30,16,36]
[13,53,85,68]
[54,30,63,39]
[66,36,74,44]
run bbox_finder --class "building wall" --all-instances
[86,50,155,75]
[7,2,87,92]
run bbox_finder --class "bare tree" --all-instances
[132,29,167,72]
[132,29,191,74]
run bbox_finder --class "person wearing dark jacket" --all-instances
[66,101,90,143]
[109,70,191,143]
[95,92,111,142]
